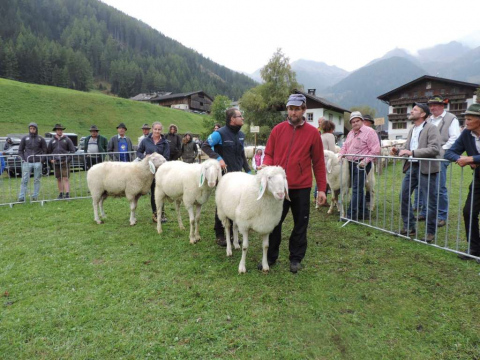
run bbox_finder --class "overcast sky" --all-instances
[101,0,480,74]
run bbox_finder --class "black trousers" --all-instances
[268,188,311,263]
[463,178,480,255]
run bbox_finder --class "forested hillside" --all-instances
[0,0,256,99]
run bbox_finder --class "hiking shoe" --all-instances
[257,259,276,271]
[422,233,435,244]
[400,228,416,236]
[417,215,426,221]
[216,235,227,247]
[64,193,70,199]
[18,197,25,202]
[57,193,64,199]
[31,197,38,201]
[437,219,446,227]
[290,261,302,274]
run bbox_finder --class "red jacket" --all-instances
[263,119,327,191]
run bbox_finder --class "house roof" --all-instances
[294,89,351,114]
[130,92,172,101]
[377,75,479,102]
[150,91,213,102]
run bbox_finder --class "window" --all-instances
[426,82,431,89]
[401,93,409,98]
[450,102,467,111]
[452,87,459,94]
[393,107,407,114]
[425,91,433,97]
[413,92,418,98]
[440,89,446,94]
[392,122,407,129]
[306,113,313,122]
[329,114,333,121]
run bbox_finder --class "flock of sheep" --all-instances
[86,153,289,274]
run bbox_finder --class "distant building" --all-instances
[129,92,172,101]
[149,91,213,114]
[295,89,350,135]
[378,75,479,140]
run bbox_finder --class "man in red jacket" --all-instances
[259,93,327,273]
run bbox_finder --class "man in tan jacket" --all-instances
[391,103,441,243]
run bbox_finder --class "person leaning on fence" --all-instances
[4,137,13,151]
[338,111,380,221]
[17,122,47,202]
[252,148,265,171]
[201,108,251,247]
[83,125,108,170]
[390,103,441,243]
[136,121,170,223]
[181,132,198,164]
[107,123,133,162]
[258,93,327,274]
[137,123,151,145]
[47,124,76,200]
[444,103,480,261]
[415,95,461,227]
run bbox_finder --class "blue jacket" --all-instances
[444,129,480,178]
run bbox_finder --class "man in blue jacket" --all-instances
[445,103,480,261]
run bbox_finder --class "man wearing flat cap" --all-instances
[83,125,108,170]
[47,124,76,199]
[417,95,460,227]
[391,103,441,243]
[107,123,133,162]
[339,111,380,221]
[138,123,151,146]
[445,103,480,261]
[259,93,327,274]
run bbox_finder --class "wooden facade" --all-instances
[378,76,479,126]
[149,91,213,113]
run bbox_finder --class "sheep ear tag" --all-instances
[257,176,267,200]
[148,160,156,174]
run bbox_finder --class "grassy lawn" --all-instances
[0,78,205,139]
[1,171,480,358]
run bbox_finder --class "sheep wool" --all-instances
[87,153,166,225]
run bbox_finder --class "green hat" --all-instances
[463,103,480,117]
[428,95,447,104]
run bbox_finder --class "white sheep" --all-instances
[87,153,166,225]
[244,146,255,160]
[155,159,222,243]
[334,145,341,154]
[215,166,289,274]
[323,150,350,216]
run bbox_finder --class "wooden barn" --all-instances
[149,91,213,113]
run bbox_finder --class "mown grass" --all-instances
[0,78,205,139]
[1,180,480,358]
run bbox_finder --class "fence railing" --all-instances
[0,151,137,206]
[337,153,480,261]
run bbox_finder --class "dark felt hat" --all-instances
[463,103,480,117]
[89,125,99,131]
[52,123,66,130]
[363,114,374,124]
[428,95,447,104]
[116,123,127,130]
[141,123,151,130]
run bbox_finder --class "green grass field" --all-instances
[0,78,205,139]
[1,166,480,358]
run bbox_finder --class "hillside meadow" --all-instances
[0,78,205,139]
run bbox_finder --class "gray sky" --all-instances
[101,0,480,74]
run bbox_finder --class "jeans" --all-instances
[347,161,372,220]
[19,162,42,199]
[420,160,448,220]
[401,164,437,234]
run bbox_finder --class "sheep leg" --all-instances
[155,192,164,234]
[238,230,249,274]
[186,205,197,244]
[129,194,140,226]
[194,204,202,242]
[327,189,338,214]
[260,234,270,273]
[223,219,233,257]
[175,199,185,231]
[92,197,103,224]
[99,193,107,219]
[232,222,240,250]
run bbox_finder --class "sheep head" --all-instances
[145,153,166,174]
[256,166,289,201]
[323,150,337,174]
[199,159,222,188]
